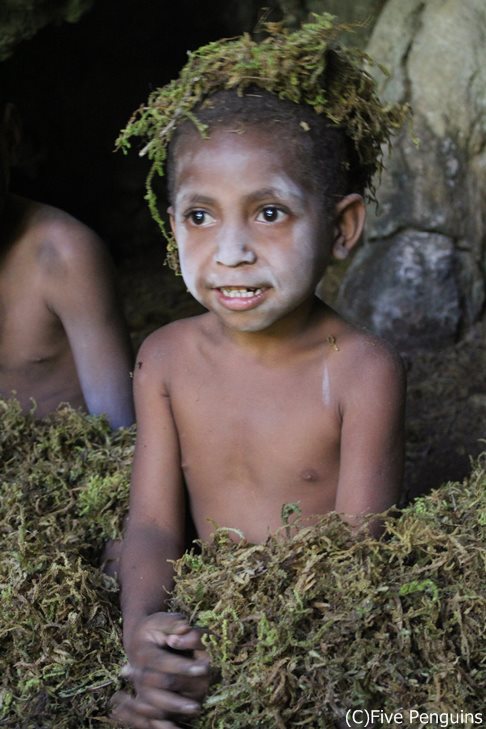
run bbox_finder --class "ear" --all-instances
[167,205,176,236]
[331,194,366,260]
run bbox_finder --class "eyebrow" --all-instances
[246,187,305,203]
[177,186,306,207]
[177,193,216,207]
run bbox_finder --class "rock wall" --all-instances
[337,0,486,350]
[3,0,485,353]
[275,0,386,42]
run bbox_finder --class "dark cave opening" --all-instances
[1,0,258,256]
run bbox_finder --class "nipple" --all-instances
[300,468,319,483]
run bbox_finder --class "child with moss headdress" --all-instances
[113,15,406,728]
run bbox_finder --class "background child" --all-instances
[113,16,407,727]
[0,100,134,428]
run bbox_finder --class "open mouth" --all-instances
[218,286,265,298]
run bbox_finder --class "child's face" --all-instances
[169,127,334,333]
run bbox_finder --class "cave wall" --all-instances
[273,0,386,42]
[2,0,485,351]
[0,0,386,253]
[0,0,263,256]
[0,0,94,61]
[276,0,486,351]
[336,0,486,350]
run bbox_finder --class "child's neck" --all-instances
[214,296,328,362]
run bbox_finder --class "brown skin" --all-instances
[0,105,134,428]
[113,128,405,727]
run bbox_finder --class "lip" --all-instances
[213,285,269,311]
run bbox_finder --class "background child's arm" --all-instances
[334,339,406,535]
[43,216,134,428]
[115,333,208,726]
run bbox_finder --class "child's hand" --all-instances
[111,612,210,728]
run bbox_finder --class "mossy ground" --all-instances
[0,400,133,727]
[170,461,485,728]
[0,396,484,727]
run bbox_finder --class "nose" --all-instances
[214,224,256,267]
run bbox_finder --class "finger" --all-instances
[111,692,165,727]
[113,707,180,729]
[130,668,210,703]
[166,627,207,652]
[112,683,202,718]
[111,692,181,728]
[132,648,209,679]
[142,613,193,645]
[194,648,210,662]
[139,686,201,716]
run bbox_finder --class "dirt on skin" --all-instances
[118,239,486,502]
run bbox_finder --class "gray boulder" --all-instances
[337,0,486,350]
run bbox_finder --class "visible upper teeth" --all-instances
[220,287,263,298]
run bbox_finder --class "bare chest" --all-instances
[170,356,341,492]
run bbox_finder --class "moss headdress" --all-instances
[117,14,407,272]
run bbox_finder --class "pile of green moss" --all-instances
[1,397,484,728]
[171,458,486,728]
[0,399,133,728]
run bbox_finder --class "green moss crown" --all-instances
[117,14,408,272]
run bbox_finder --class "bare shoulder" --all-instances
[334,317,406,404]
[27,200,109,273]
[134,314,210,381]
[348,325,403,373]
[322,306,405,393]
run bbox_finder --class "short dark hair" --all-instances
[167,87,363,212]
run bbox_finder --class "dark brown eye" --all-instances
[257,206,285,223]
[190,210,207,225]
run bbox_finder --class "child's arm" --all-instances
[335,339,406,535]
[43,216,134,428]
[113,333,209,727]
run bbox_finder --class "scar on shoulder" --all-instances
[327,335,339,351]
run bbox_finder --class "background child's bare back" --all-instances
[0,195,134,424]
[0,198,83,414]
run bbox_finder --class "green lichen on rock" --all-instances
[117,13,408,271]
[171,456,486,728]
[0,398,133,727]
